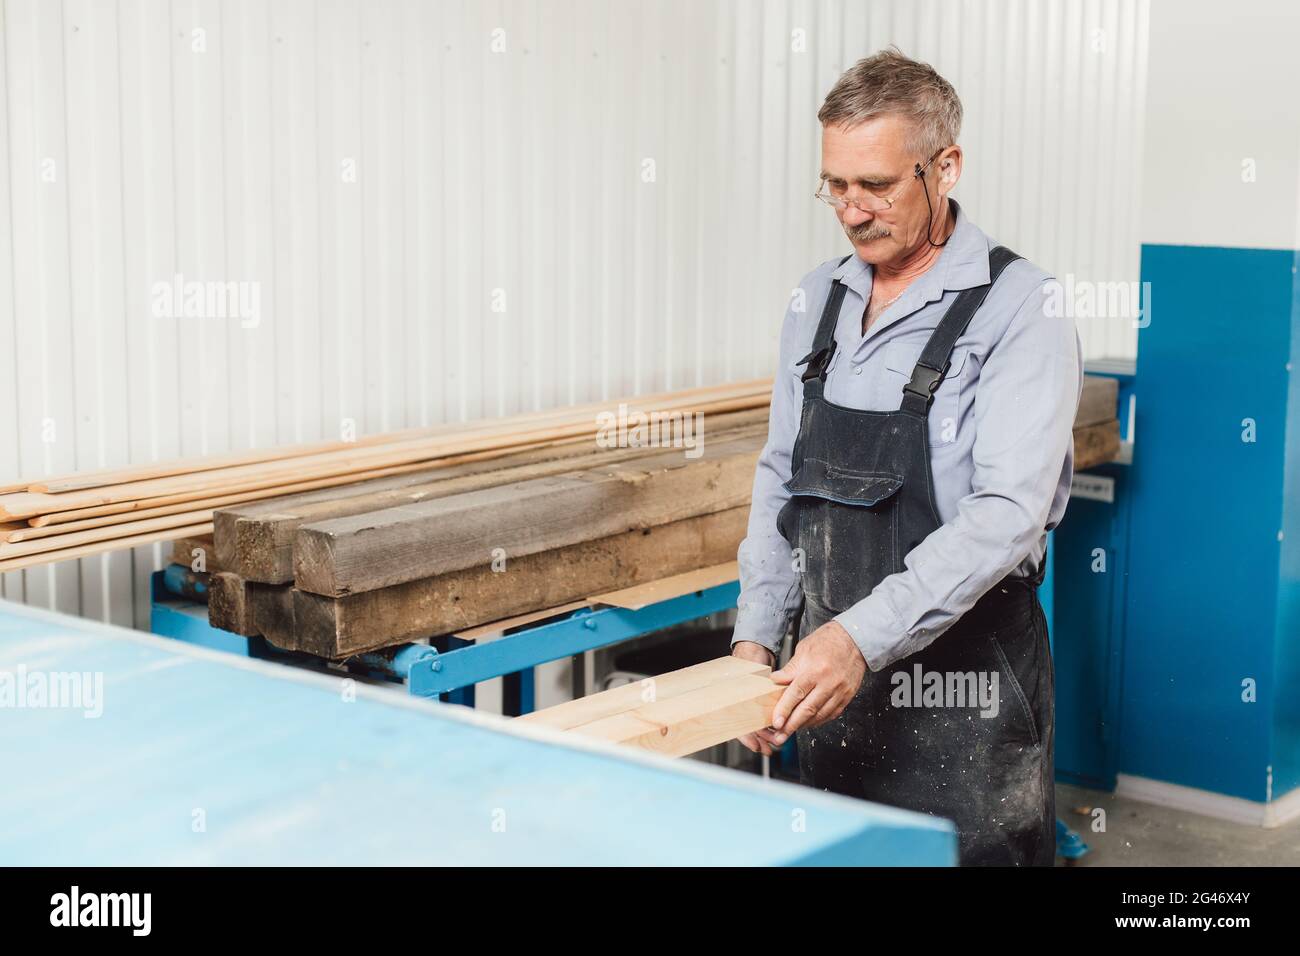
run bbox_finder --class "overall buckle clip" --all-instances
[799,345,836,382]
[902,360,950,401]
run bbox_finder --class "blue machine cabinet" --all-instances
[1051,365,1136,791]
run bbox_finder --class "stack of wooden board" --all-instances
[0,381,771,572]
[207,407,771,657]
[518,656,783,758]
[4,375,1121,657]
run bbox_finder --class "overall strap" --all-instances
[795,254,855,394]
[899,245,1021,417]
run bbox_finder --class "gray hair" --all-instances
[818,48,962,157]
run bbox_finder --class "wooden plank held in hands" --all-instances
[521,659,782,759]
[519,656,769,731]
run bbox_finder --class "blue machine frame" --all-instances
[152,569,740,715]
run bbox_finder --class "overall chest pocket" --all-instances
[883,342,970,447]
[778,458,905,614]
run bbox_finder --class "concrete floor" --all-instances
[1055,782,1300,866]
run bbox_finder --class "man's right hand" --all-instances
[732,641,777,755]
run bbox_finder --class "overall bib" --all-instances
[778,246,1055,867]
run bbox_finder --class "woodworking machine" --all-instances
[0,598,956,865]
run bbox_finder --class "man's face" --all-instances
[819,114,945,267]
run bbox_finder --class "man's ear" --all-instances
[936,146,963,196]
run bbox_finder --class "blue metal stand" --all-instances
[151,567,740,715]
[150,570,259,656]
[406,582,740,702]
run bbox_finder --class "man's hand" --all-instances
[731,641,777,755]
[761,620,867,748]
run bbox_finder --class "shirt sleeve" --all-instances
[731,297,806,654]
[833,277,1083,671]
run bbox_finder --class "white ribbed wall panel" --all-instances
[0,0,1149,625]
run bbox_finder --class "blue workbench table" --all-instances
[0,599,955,865]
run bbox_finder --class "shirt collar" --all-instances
[829,199,993,304]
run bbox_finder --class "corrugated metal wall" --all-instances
[0,0,1149,626]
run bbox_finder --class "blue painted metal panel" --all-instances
[0,598,955,865]
[150,571,256,657]
[1122,244,1293,802]
[162,563,207,599]
[1271,249,1300,798]
[1048,366,1133,791]
[408,582,742,697]
[1052,463,1131,790]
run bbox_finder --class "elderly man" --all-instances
[732,49,1081,867]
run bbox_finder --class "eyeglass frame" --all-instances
[814,148,946,213]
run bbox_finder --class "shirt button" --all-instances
[853,365,863,375]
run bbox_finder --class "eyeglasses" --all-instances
[815,149,944,212]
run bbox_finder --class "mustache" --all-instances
[845,220,891,243]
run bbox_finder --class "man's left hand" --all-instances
[757,620,867,748]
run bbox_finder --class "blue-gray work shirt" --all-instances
[733,200,1083,671]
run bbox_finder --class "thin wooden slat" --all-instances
[27,423,461,494]
[26,377,760,493]
[26,440,566,526]
[2,425,583,518]
[452,600,591,641]
[0,509,214,559]
[0,523,213,573]
[8,491,244,539]
[590,560,740,610]
[0,388,768,519]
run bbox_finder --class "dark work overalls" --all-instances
[778,246,1055,867]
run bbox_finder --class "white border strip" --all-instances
[1116,774,1300,829]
